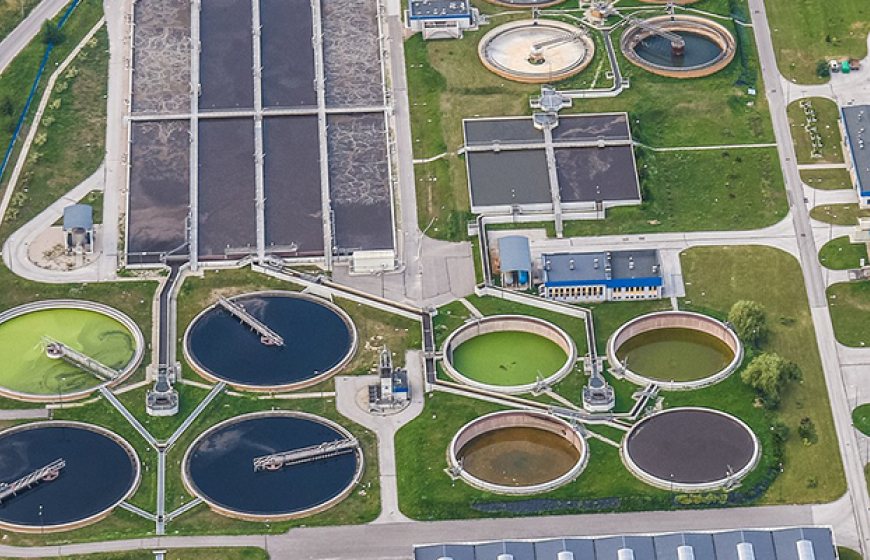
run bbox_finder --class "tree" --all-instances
[41,21,65,46]
[740,352,802,408]
[798,417,817,444]
[816,60,831,79]
[728,300,767,347]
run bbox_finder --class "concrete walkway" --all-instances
[0,408,48,420]
[2,165,108,283]
[334,350,425,524]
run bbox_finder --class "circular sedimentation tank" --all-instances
[607,311,742,390]
[622,407,759,491]
[620,15,736,78]
[442,315,577,394]
[184,291,357,391]
[478,20,595,84]
[183,412,363,521]
[449,410,587,494]
[0,300,144,401]
[0,421,139,532]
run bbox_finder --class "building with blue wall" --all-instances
[539,250,662,302]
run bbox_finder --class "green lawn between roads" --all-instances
[852,404,870,436]
[680,246,844,503]
[801,168,853,191]
[819,236,869,270]
[827,282,870,348]
[786,97,843,164]
[810,204,870,226]
[764,0,870,84]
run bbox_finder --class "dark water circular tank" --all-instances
[633,31,723,69]
[184,413,362,519]
[185,292,354,389]
[0,422,138,529]
[624,408,758,487]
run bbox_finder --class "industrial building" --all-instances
[840,105,870,207]
[497,236,533,289]
[463,113,642,237]
[369,346,409,412]
[413,527,837,560]
[405,0,478,39]
[539,250,662,302]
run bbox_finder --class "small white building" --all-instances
[405,0,478,40]
[369,347,409,412]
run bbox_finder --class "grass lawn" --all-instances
[117,383,211,441]
[827,282,870,347]
[852,403,870,436]
[810,204,870,226]
[801,168,854,190]
[819,236,868,270]
[764,0,870,83]
[0,549,269,560]
[407,0,777,241]
[839,547,863,560]
[680,246,845,503]
[786,98,843,164]
[0,0,106,236]
[0,22,107,241]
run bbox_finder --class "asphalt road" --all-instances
[0,0,67,74]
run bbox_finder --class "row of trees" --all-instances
[728,300,802,409]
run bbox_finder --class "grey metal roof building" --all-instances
[541,250,661,287]
[63,204,93,231]
[414,527,837,560]
[841,105,870,203]
[498,236,532,273]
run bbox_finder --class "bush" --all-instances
[798,417,817,444]
[816,61,831,79]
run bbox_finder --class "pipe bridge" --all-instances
[626,16,685,48]
[43,337,119,381]
[216,297,284,347]
[0,459,66,503]
[253,437,358,472]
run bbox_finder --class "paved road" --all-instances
[0,504,816,559]
[749,0,870,552]
[0,0,67,74]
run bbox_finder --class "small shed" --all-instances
[497,235,532,289]
[62,204,94,254]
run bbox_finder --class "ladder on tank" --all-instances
[252,438,358,472]
[0,459,66,503]
[42,337,119,381]
[216,297,284,347]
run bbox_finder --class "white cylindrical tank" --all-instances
[796,540,816,560]
[618,548,635,560]
[557,552,575,560]
[737,542,756,560]
[677,545,695,560]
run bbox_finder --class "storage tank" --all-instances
[518,270,529,285]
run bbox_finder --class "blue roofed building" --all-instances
[404,0,478,40]
[840,105,870,207]
[539,250,662,302]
